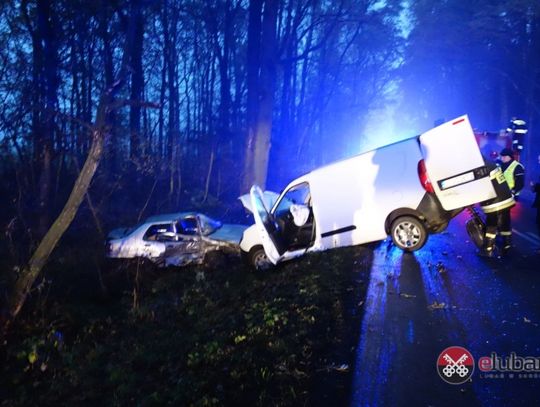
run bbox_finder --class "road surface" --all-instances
[350,191,540,407]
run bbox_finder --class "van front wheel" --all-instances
[245,246,273,271]
[390,216,427,252]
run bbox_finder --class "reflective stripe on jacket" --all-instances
[503,160,524,193]
[480,166,515,213]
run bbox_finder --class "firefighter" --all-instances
[499,148,525,199]
[506,117,528,158]
[478,159,516,257]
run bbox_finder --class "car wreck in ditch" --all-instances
[106,212,247,267]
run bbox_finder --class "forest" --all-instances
[1,0,540,404]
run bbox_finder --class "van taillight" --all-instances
[417,159,434,193]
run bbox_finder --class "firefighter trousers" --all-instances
[485,208,512,239]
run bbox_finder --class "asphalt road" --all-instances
[349,191,540,407]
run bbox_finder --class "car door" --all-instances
[140,223,171,258]
[419,115,496,211]
[169,216,203,258]
[249,185,286,264]
[160,234,203,264]
[154,218,204,266]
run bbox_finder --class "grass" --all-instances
[1,243,372,406]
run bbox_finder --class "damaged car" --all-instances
[106,212,247,267]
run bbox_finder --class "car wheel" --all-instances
[390,216,427,252]
[247,246,273,271]
[466,217,485,249]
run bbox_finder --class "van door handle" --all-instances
[144,243,151,247]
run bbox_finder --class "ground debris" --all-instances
[436,262,446,273]
[333,363,349,372]
[400,293,416,299]
[428,301,446,311]
[316,363,349,373]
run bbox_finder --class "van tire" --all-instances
[390,216,427,252]
[246,246,273,271]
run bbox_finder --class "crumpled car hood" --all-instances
[209,224,248,243]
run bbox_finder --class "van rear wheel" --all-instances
[390,216,427,252]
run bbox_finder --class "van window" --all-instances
[273,182,315,251]
[274,183,311,217]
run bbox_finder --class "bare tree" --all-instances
[242,0,278,191]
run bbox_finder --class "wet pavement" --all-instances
[350,192,540,407]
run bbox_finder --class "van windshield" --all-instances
[273,183,311,217]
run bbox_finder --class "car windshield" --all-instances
[197,214,222,236]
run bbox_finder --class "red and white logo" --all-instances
[437,346,475,384]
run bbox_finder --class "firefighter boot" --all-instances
[478,237,496,258]
[501,234,512,256]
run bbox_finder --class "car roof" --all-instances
[144,212,198,223]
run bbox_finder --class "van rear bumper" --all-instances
[417,192,463,233]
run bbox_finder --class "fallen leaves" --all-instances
[428,301,446,311]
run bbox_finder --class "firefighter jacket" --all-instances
[501,159,525,195]
[480,161,515,214]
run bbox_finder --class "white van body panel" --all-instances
[244,138,427,264]
[308,138,425,250]
[242,115,496,265]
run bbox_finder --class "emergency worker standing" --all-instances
[499,148,525,199]
[479,160,516,257]
[506,118,528,158]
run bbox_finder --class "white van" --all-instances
[240,115,496,269]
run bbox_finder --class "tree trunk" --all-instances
[164,1,180,206]
[241,0,263,192]
[2,0,140,333]
[129,0,144,159]
[25,0,59,238]
[99,7,117,169]
[6,97,109,326]
[242,0,278,192]
[251,0,278,190]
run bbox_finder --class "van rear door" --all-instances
[249,185,285,264]
[419,115,496,211]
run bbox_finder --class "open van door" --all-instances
[249,185,286,264]
[419,115,496,211]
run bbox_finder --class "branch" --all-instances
[108,99,161,111]
[52,111,95,133]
